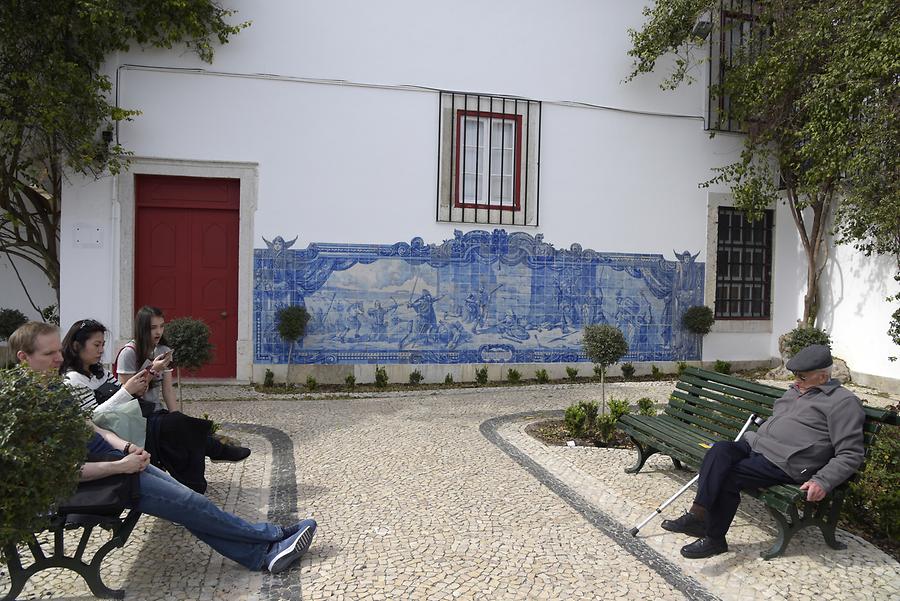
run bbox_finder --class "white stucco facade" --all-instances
[40,0,897,388]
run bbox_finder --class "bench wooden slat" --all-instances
[663,405,741,439]
[671,388,752,421]
[677,375,778,413]
[669,393,749,431]
[682,366,786,398]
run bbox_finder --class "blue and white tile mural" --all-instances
[254,230,704,364]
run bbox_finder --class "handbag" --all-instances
[56,454,141,516]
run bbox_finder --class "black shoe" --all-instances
[680,537,728,559]
[661,512,706,538]
[218,444,251,462]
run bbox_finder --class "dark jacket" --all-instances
[743,379,865,492]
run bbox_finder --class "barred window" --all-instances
[437,92,540,225]
[708,0,765,132]
[714,207,773,319]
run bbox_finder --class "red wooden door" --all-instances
[135,175,239,378]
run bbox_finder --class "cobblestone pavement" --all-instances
[2,380,898,600]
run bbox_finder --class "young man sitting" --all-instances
[8,321,316,574]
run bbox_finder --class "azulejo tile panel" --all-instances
[254,230,704,364]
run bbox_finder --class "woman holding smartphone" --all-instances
[115,306,251,463]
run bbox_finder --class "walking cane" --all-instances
[628,413,762,537]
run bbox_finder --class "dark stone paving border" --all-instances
[226,423,301,601]
[480,411,720,601]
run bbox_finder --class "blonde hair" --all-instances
[8,322,58,357]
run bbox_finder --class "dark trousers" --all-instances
[694,440,795,539]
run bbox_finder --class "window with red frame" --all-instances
[456,111,521,209]
[437,92,540,226]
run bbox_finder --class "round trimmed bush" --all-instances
[0,365,93,559]
[164,317,214,372]
[682,305,715,335]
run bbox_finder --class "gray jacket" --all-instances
[743,380,865,492]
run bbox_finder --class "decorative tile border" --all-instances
[254,229,705,365]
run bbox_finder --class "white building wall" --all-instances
[55,0,897,384]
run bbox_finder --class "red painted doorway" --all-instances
[135,175,239,378]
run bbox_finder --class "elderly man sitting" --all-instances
[8,321,317,574]
[661,344,865,558]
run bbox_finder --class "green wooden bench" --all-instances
[2,509,141,600]
[617,366,898,559]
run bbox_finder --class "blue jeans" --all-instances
[128,465,284,570]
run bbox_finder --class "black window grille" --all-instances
[715,207,773,319]
[437,92,540,226]
[708,0,765,132]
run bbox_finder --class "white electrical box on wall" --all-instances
[73,223,104,248]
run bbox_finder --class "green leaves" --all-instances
[0,1,248,298]
[163,317,213,371]
[0,365,93,558]
[582,324,629,368]
[628,0,900,327]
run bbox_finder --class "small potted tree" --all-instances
[582,324,629,413]
[162,317,214,406]
[0,366,93,559]
[276,305,311,368]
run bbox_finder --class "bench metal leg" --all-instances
[761,496,848,560]
[1,510,140,600]
[624,437,658,474]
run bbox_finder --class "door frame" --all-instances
[116,157,258,382]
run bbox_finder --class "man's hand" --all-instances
[800,480,827,502]
[118,450,150,473]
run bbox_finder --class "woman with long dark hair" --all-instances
[114,306,175,412]
[60,318,248,494]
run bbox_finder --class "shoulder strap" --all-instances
[112,342,136,379]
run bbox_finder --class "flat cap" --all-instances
[786,344,833,372]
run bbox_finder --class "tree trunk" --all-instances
[785,184,832,326]
[600,366,606,414]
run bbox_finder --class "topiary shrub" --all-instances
[637,397,656,416]
[264,368,275,387]
[682,305,715,335]
[650,364,662,380]
[276,305,311,365]
[783,325,832,356]
[444,373,454,385]
[475,366,489,385]
[566,366,579,381]
[507,368,521,383]
[345,373,356,387]
[582,324,629,411]
[409,369,424,385]
[534,368,549,383]
[564,404,587,438]
[374,365,388,388]
[0,366,93,560]
[714,359,732,374]
[164,317,214,403]
[620,362,635,379]
[593,364,603,377]
[0,308,28,341]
